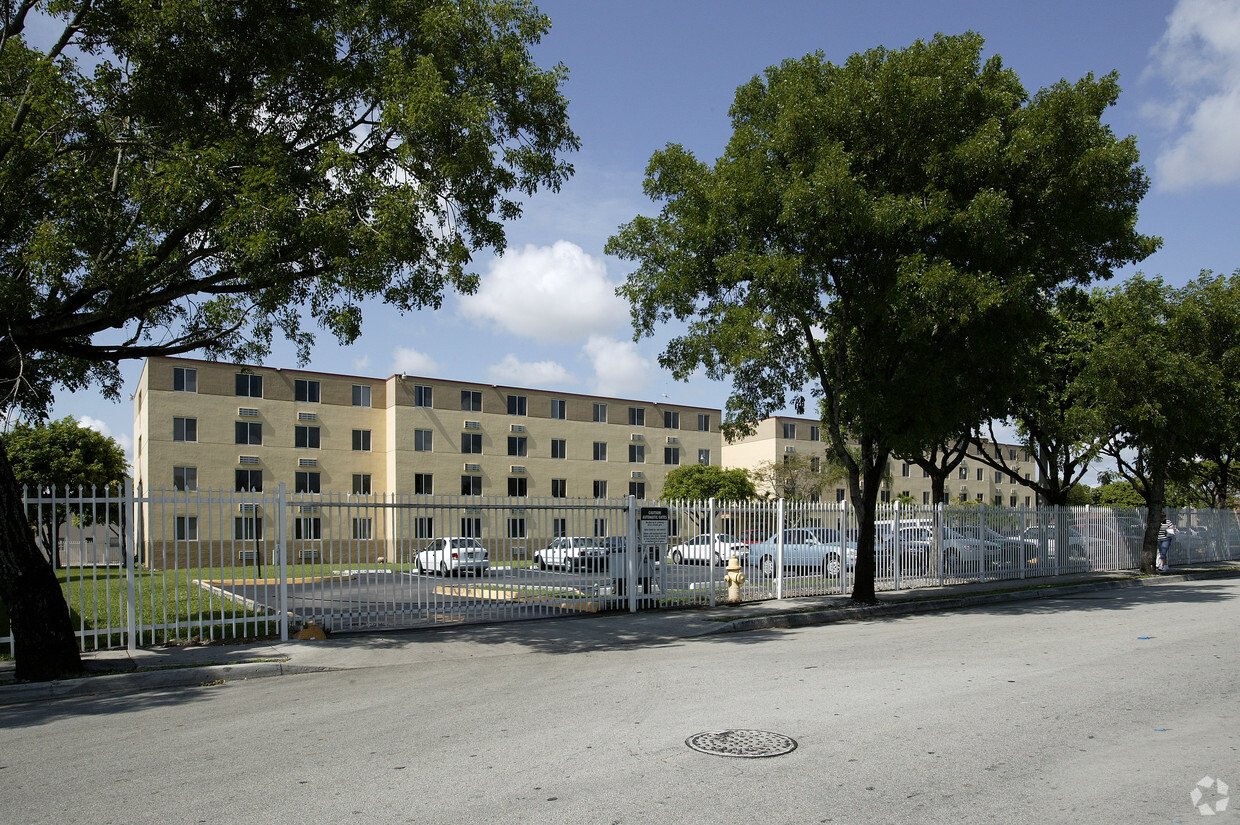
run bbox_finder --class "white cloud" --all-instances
[583,335,653,398]
[458,241,628,343]
[391,347,439,377]
[1146,0,1240,190]
[486,354,576,388]
[78,415,133,461]
[352,354,371,372]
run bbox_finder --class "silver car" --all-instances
[534,537,608,571]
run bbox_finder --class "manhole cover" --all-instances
[685,729,798,758]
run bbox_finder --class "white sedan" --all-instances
[415,537,489,576]
[667,533,748,565]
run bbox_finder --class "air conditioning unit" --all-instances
[667,436,679,444]
[464,420,481,429]
[464,463,481,472]
[784,446,796,453]
[510,465,526,474]
[298,458,318,467]
[299,505,320,514]
[238,407,259,417]
[631,471,644,479]
[238,455,260,464]
[511,424,526,433]
[237,503,262,514]
[298,411,317,421]
[631,433,644,441]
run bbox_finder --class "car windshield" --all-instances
[716,534,738,543]
[810,528,840,543]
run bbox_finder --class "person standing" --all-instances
[1156,511,1175,573]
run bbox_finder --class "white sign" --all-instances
[639,506,669,547]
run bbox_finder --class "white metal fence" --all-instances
[3,486,1238,656]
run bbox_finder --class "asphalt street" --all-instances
[2,576,1237,824]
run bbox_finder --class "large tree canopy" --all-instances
[0,0,577,680]
[607,32,1157,602]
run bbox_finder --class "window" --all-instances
[173,367,197,393]
[593,442,607,461]
[551,399,566,419]
[414,429,433,452]
[175,516,198,541]
[461,390,482,412]
[810,425,820,442]
[234,516,263,540]
[235,421,262,445]
[959,466,968,480]
[994,495,1004,506]
[173,417,197,442]
[1010,448,1018,460]
[507,394,527,415]
[977,493,985,502]
[414,473,433,494]
[629,481,645,498]
[1011,495,1019,507]
[923,468,929,478]
[551,478,567,498]
[923,491,931,505]
[901,463,910,477]
[352,473,372,495]
[235,469,263,492]
[173,466,197,492]
[881,490,891,503]
[664,410,680,429]
[507,477,528,497]
[594,518,608,537]
[352,384,372,407]
[508,517,526,539]
[461,517,482,537]
[508,436,527,457]
[782,422,796,439]
[629,444,645,463]
[995,470,1003,483]
[593,480,607,498]
[295,379,320,403]
[352,429,371,451]
[295,425,320,449]
[296,517,321,541]
[551,439,567,459]
[665,447,680,466]
[295,471,320,494]
[411,385,431,408]
[977,467,984,481]
[629,407,645,426]
[699,449,710,466]
[837,488,846,502]
[461,433,482,454]
[698,413,710,432]
[461,475,482,496]
[235,373,263,398]
[1025,495,1031,506]
[352,518,373,540]
[552,518,567,538]
[414,517,434,539]
[810,456,820,472]
[593,403,607,423]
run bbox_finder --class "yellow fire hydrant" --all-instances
[725,556,746,605]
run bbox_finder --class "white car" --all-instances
[534,537,608,571]
[415,537,489,576]
[667,533,748,565]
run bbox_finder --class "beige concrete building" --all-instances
[133,356,722,504]
[721,415,1038,507]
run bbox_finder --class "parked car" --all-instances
[954,524,1039,568]
[1017,524,1091,568]
[880,525,995,577]
[667,533,748,565]
[415,537,489,576]
[598,536,627,556]
[534,536,608,571]
[747,528,856,577]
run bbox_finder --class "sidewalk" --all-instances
[3,562,1238,705]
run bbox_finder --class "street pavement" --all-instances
[2,565,1237,824]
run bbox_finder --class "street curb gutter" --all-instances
[710,569,1240,635]
[0,661,337,707]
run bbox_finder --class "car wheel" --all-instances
[713,552,723,566]
[414,559,423,574]
[823,554,842,578]
[537,557,548,571]
[671,549,684,565]
[760,555,775,578]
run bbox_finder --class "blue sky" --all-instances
[48,0,1240,473]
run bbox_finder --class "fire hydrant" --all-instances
[725,556,746,605]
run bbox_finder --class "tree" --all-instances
[969,288,1107,506]
[0,1,577,681]
[1,417,126,566]
[607,33,1157,603]
[1086,276,1216,572]
[897,437,970,507]
[749,452,843,501]
[660,464,756,501]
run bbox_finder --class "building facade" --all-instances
[721,416,1039,506]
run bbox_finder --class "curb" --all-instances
[710,568,1240,634]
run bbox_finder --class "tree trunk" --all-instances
[850,457,886,604]
[0,441,82,681]
[1140,474,1165,575]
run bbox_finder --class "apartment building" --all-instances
[721,416,1038,506]
[132,356,722,504]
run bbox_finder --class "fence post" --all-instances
[627,496,638,613]
[775,498,785,600]
[277,483,289,641]
[708,497,717,608]
[125,478,137,653]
